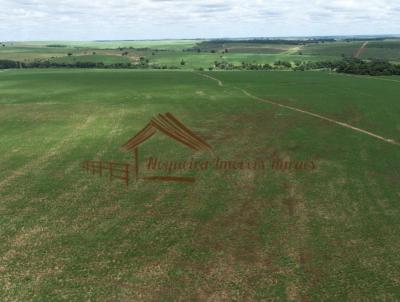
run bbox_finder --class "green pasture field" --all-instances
[1,39,400,68]
[0,69,399,301]
[301,41,364,58]
[51,54,131,64]
[360,40,400,62]
[4,40,201,50]
[220,43,296,54]
[0,46,77,62]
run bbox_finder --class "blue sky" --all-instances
[1,0,399,41]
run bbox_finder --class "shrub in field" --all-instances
[0,60,19,68]
[335,58,400,76]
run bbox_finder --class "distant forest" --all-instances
[1,58,400,76]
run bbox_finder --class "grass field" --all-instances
[360,40,400,62]
[1,69,400,301]
[301,41,364,58]
[4,40,201,50]
[2,39,399,68]
[51,54,131,64]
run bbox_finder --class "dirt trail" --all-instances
[195,72,224,87]
[355,41,369,58]
[285,45,303,55]
[195,72,400,147]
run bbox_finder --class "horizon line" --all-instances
[3,34,400,43]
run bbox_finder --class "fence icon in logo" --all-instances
[83,113,212,185]
[83,161,130,186]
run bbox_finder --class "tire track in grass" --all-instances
[195,72,224,87]
[240,89,400,146]
[55,107,127,205]
[280,170,314,301]
[194,72,400,147]
[196,71,312,300]
[0,115,96,192]
[329,72,400,83]
[0,109,128,296]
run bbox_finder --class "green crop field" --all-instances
[301,41,364,58]
[1,68,400,301]
[359,40,400,62]
[51,54,131,64]
[5,40,201,50]
[2,39,400,69]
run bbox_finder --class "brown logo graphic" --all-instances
[83,113,212,184]
[83,113,317,186]
[122,112,212,183]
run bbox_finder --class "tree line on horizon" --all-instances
[1,58,400,76]
[211,58,400,76]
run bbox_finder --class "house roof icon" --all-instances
[122,112,212,152]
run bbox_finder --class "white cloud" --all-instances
[0,0,399,40]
